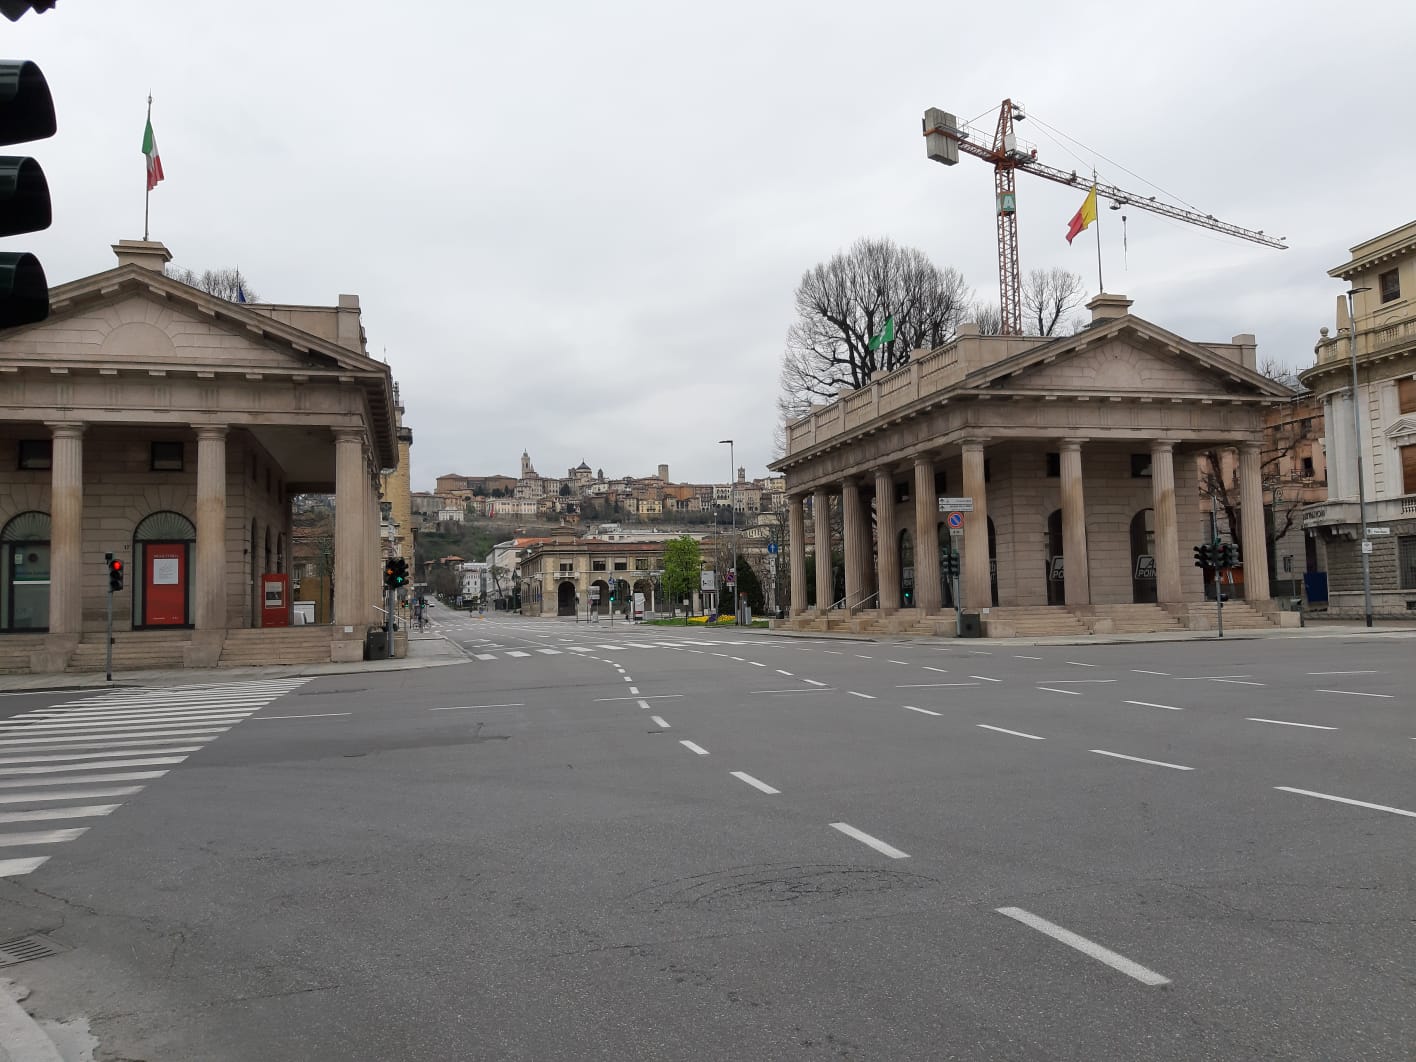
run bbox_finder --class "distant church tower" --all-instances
[521,449,536,477]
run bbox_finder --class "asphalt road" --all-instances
[0,612,1412,1060]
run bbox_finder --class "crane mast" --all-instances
[923,100,1287,336]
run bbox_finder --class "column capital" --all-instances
[44,421,85,438]
[194,424,229,442]
[912,453,936,469]
[332,426,365,445]
[1239,440,1263,456]
[1058,437,1088,452]
[959,438,988,454]
[1150,439,1176,455]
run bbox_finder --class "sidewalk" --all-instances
[0,626,469,694]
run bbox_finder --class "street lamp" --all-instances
[1346,286,1374,628]
[719,439,736,624]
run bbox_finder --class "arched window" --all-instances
[2,511,50,631]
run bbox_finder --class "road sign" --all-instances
[766,542,778,554]
[946,511,964,529]
[1360,540,1374,555]
[938,496,973,512]
[1366,527,1391,536]
[949,527,963,540]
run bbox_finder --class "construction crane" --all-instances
[922,99,1287,335]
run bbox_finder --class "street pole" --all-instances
[1346,287,1374,627]
[104,552,114,683]
[1211,493,1224,639]
[720,439,736,624]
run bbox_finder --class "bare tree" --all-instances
[777,237,972,425]
[1256,355,1303,392]
[1022,268,1086,337]
[970,301,1004,336]
[164,265,260,303]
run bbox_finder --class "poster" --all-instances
[152,558,179,585]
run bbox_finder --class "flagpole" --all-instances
[1092,169,1103,293]
[143,94,152,241]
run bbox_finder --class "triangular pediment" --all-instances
[967,315,1293,400]
[1386,415,1416,441]
[0,265,383,379]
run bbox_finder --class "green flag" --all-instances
[867,315,895,351]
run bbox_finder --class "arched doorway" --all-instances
[1,511,50,632]
[898,529,914,607]
[134,511,196,627]
[1046,509,1065,606]
[1129,509,1157,603]
[556,580,576,616]
[591,578,610,615]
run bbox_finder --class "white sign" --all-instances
[633,592,645,620]
[1366,527,1391,536]
[152,558,179,585]
[1360,540,1374,554]
[938,496,974,512]
[700,571,717,592]
[949,527,963,539]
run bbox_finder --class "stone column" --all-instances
[1150,440,1183,604]
[334,429,367,626]
[1239,442,1270,601]
[788,494,808,615]
[875,469,900,610]
[1059,438,1091,607]
[194,426,229,630]
[812,487,833,611]
[961,441,992,609]
[46,423,84,636]
[913,456,942,612]
[841,478,864,609]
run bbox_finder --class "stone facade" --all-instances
[771,294,1297,636]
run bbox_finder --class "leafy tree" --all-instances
[662,536,702,623]
[777,237,971,426]
[164,265,259,303]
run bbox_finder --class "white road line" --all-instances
[1247,718,1337,730]
[505,651,530,658]
[1307,670,1379,675]
[428,703,525,712]
[1131,669,1170,676]
[0,756,185,776]
[0,804,118,824]
[0,728,227,746]
[1315,689,1393,699]
[0,828,87,846]
[902,705,941,716]
[1275,786,1416,819]
[970,675,1001,683]
[650,716,670,728]
[750,689,833,695]
[0,746,199,766]
[1212,679,1265,686]
[474,654,496,661]
[567,647,590,652]
[776,670,793,676]
[623,676,633,682]
[1124,700,1183,711]
[1035,679,1116,684]
[803,679,828,687]
[1014,655,1042,661]
[0,714,251,731]
[0,856,49,877]
[0,785,143,805]
[995,907,1170,986]
[977,724,1045,740]
[889,660,910,665]
[535,649,561,655]
[597,645,625,650]
[822,650,843,655]
[855,654,873,660]
[594,694,682,702]
[636,699,652,710]
[848,691,876,700]
[922,666,949,673]
[1175,674,1251,680]
[730,771,780,795]
[1064,661,1097,667]
[1037,687,1082,696]
[1090,750,1193,771]
[896,683,981,688]
[829,822,909,859]
[679,740,709,756]
[750,661,766,667]
[257,713,352,720]
[628,686,639,695]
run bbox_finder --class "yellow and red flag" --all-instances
[1065,184,1097,244]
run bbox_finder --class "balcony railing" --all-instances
[1314,317,1416,367]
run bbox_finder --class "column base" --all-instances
[183,630,226,669]
[32,633,79,674]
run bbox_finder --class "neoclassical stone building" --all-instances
[0,239,398,672]
[771,294,1298,637]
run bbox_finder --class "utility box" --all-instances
[958,612,982,638]
[260,573,289,627]
[364,629,386,659]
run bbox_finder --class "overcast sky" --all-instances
[16,1,1416,490]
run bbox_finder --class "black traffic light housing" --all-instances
[106,554,123,592]
[942,550,960,580]
[393,557,408,587]
[1193,544,1209,569]
[0,59,55,328]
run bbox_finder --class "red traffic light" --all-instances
[109,559,122,572]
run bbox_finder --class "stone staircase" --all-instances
[1179,600,1278,631]
[219,627,337,667]
[982,606,1090,639]
[1083,603,1184,635]
[0,634,46,675]
[66,630,192,673]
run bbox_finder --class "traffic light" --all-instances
[903,586,912,605]
[383,560,397,589]
[107,556,123,592]
[942,550,959,580]
[0,60,56,328]
[608,579,616,605]
[392,557,409,587]
[1193,544,1209,569]
[1219,542,1241,569]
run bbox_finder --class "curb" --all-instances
[0,980,62,1062]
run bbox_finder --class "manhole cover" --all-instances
[0,934,66,967]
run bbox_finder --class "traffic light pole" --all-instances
[1211,494,1224,639]
[105,582,113,682]
[385,584,394,659]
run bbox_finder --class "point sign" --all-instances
[946,511,964,530]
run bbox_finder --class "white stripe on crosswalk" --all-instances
[474,654,496,661]
[535,648,561,655]
[505,651,530,658]
[0,804,118,824]
[0,756,187,776]
[0,728,228,746]
[0,828,88,846]
[0,856,49,877]
[0,785,144,805]
[0,747,199,766]
[0,770,168,788]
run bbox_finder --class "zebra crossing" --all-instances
[0,677,308,878]
[466,638,762,662]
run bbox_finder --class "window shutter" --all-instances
[1398,378,1416,415]
[1402,443,1416,496]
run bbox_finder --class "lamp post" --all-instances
[719,439,736,624]
[1346,286,1374,628]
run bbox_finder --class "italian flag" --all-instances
[142,117,164,191]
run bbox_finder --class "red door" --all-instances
[143,543,188,626]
